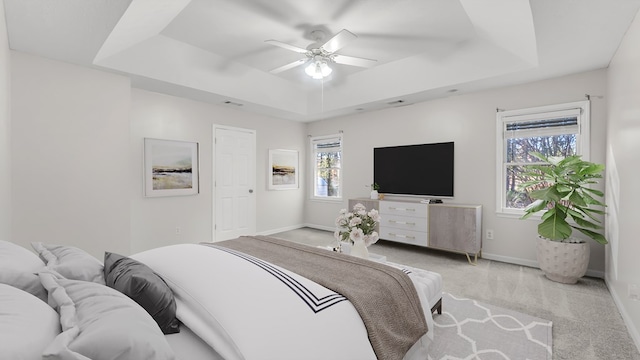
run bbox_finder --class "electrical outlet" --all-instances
[486,229,494,240]
[175,227,181,235]
[629,284,640,301]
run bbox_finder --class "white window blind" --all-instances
[496,101,590,215]
[311,134,343,199]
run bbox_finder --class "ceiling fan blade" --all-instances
[265,40,309,54]
[320,29,357,53]
[333,54,377,68]
[269,58,309,74]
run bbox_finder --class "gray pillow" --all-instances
[39,271,176,360]
[0,240,47,301]
[104,252,180,334]
[0,284,61,359]
[31,242,105,284]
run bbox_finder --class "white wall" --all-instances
[10,52,131,259]
[0,0,11,239]
[606,11,640,351]
[305,69,608,273]
[129,89,306,254]
[8,52,307,257]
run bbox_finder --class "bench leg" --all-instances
[431,298,442,315]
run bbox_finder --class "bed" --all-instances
[0,236,443,360]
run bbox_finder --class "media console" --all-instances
[348,198,482,265]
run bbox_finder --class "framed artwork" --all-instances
[144,138,199,197]
[268,149,299,190]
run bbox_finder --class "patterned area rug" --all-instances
[428,293,552,360]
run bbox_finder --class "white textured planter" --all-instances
[536,237,590,284]
[370,190,379,199]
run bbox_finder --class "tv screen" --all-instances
[373,142,454,197]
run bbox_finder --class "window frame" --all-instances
[495,100,591,217]
[309,134,343,202]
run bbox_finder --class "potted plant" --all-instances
[370,183,380,200]
[520,152,608,284]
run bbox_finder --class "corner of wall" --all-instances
[0,0,13,239]
[605,275,640,354]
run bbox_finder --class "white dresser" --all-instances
[378,200,428,247]
[348,198,482,264]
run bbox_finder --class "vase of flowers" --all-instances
[334,203,381,259]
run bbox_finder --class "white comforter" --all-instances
[132,243,431,360]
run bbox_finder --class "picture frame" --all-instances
[144,138,199,197]
[268,149,299,190]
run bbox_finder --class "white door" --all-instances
[214,126,256,241]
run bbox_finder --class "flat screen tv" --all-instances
[373,142,454,198]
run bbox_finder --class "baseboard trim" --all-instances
[259,226,607,278]
[480,252,604,278]
[303,223,335,232]
[257,224,305,236]
[605,276,640,354]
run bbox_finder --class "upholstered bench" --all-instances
[318,246,444,315]
[387,262,443,315]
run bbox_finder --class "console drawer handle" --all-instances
[388,207,416,212]
[388,233,416,240]
[389,220,416,226]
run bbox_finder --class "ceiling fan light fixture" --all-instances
[305,60,332,79]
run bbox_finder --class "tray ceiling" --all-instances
[4,0,640,121]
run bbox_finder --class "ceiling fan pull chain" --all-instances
[321,77,325,113]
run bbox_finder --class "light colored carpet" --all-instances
[271,227,640,360]
[429,292,552,360]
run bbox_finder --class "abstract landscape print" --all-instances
[269,149,298,190]
[144,139,199,197]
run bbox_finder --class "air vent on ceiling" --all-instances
[386,99,413,107]
[387,99,405,105]
[223,100,243,107]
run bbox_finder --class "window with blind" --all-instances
[310,134,343,200]
[496,101,590,214]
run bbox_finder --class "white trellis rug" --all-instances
[428,293,553,360]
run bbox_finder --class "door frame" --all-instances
[212,124,257,242]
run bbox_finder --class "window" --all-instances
[496,101,590,215]
[310,134,342,200]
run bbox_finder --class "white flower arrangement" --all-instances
[334,203,381,246]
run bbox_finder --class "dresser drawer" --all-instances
[379,214,427,232]
[379,227,428,247]
[379,201,427,218]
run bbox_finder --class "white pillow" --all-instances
[31,242,105,284]
[0,240,47,301]
[0,284,61,360]
[39,271,176,360]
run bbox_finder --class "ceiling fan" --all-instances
[265,29,377,79]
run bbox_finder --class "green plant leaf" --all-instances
[581,190,606,206]
[529,152,548,162]
[568,190,587,207]
[524,199,546,213]
[538,213,572,240]
[530,187,562,202]
[583,187,605,197]
[579,163,605,176]
[541,209,555,221]
[571,215,602,229]
[574,227,608,244]
[572,206,605,224]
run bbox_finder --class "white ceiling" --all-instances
[4,0,640,122]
